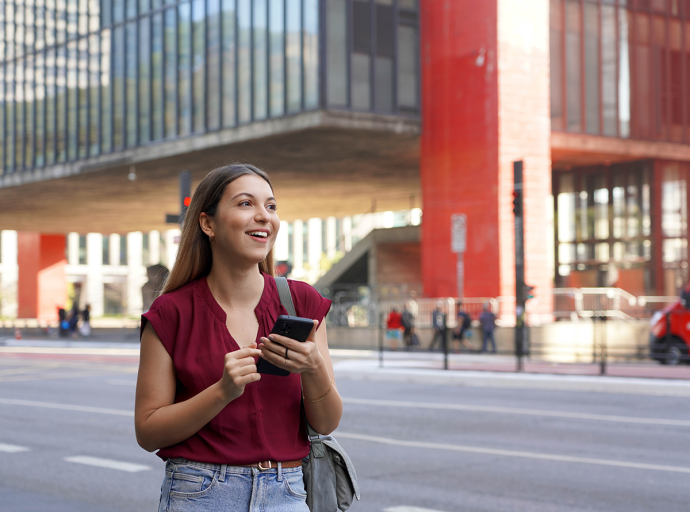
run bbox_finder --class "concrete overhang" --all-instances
[0,110,421,233]
[551,131,690,170]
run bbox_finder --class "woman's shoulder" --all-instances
[149,279,199,312]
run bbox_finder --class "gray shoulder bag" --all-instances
[275,277,361,512]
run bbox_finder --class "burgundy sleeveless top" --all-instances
[141,272,332,465]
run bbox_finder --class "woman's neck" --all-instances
[206,263,265,310]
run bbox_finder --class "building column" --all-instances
[420,0,552,317]
[17,233,67,321]
[0,231,19,318]
[86,233,105,317]
[127,232,145,316]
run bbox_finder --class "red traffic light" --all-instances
[183,196,191,207]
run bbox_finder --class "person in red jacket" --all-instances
[135,165,342,512]
[387,307,404,349]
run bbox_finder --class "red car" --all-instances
[649,287,690,365]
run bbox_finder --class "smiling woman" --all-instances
[134,164,342,512]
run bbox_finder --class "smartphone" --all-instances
[257,315,315,377]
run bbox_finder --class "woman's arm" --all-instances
[134,322,262,452]
[259,321,343,435]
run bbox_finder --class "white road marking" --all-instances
[0,443,29,453]
[107,379,137,386]
[384,507,448,512]
[0,398,133,417]
[336,432,690,474]
[64,456,151,472]
[342,397,690,427]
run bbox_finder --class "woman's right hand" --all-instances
[218,343,262,402]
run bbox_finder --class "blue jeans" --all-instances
[482,330,496,353]
[158,458,309,512]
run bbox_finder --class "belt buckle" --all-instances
[257,461,272,470]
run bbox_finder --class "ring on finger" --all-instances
[285,347,289,360]
[284,356,289,368]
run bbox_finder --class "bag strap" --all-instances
[274,276,320,440]
[275,276,297,316]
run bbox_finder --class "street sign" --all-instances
[451,214,467,253]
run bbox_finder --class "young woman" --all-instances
[135,164,342,512]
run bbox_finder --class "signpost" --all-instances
[513,161,526,372]
[451,213,467,301]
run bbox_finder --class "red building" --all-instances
[421,0,690,307]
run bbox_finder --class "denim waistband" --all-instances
[167,458,304,476]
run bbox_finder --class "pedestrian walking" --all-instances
[68,302,80,339]
[453,301,474,352]
[79,304,91,338]
[479,303,497,353]
[134,164,342,512]
[401,304,415,350]
[428,302,446,350]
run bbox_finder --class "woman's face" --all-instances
[204,174,280,267]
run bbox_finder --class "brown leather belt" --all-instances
[241,460,302,470]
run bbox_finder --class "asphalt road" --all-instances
[1,351,690,512]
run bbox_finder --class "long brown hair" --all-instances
[161,164,275,295]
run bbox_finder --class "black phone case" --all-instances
[257,315,314,377]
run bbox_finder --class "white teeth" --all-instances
[248,231,268,238]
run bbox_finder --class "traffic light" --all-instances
[525,284,535,300]
[512,190,522,217]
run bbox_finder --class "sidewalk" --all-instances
[2,339,690,396]
[330,349,690,396]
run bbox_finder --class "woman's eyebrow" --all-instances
[231,192,277,202]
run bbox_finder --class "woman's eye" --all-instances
[267,204,277,211]
[239,201,251,207]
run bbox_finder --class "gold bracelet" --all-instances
[303,379,334,403]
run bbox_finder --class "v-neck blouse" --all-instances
[141,272,332,465]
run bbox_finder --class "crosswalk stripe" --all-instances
[0,398,133,416]
[64,456,151,472]
[0,443,30,453]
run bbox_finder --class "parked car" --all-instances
[649,286,690,365]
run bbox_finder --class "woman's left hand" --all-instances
[258,320,324,375]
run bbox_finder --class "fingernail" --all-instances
[268,335,275,341]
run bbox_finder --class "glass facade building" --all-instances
[550,0,690,142]
[0,0,419,173]
[551,0,690,295]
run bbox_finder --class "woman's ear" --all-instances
[199,212,214,238]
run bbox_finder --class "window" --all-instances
[254,0,268,121]
[143,233,150,266]
[126,21,138,146]
[139,17,152,144]
[327,0,347,107]
[103,235,111,265]
[286,0,302,113]
[120,235,128,265]
[551,0,688,142]
[192,0,206,132]
[164,7,177,138]
[78,235,87,265]
[270,0,285,115]
[221,0,236,127]
[207,0,222,130]
[178,1,192,136]
[351,0,371,110]
[238,0,251,122]
[555,162,654,294]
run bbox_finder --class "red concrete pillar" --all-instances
[17,233,67,321]
[420,0,552,318]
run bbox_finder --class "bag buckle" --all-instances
[257,461,273,470]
